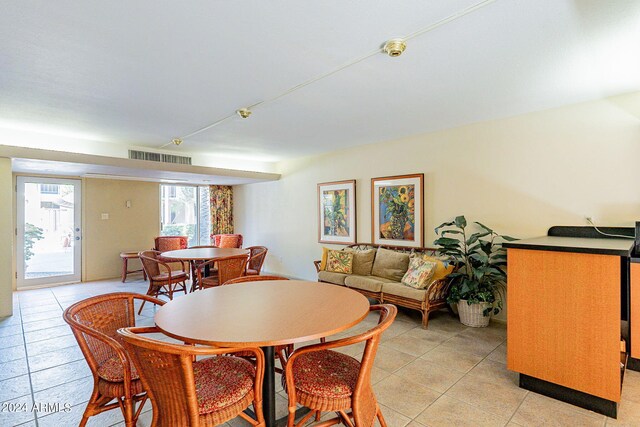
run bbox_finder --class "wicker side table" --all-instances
[119,252,147,282]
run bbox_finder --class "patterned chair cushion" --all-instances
[292,350,360,398]
[97,355,140,382]
[194,356,255,414]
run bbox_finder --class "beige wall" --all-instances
[234,94,640,286]
[0,158,13,316]
[83,179,160,281]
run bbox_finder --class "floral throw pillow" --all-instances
[401,257,437,289]
[326,250,354,274]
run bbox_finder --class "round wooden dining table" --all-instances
[154,280,370,427]
[161,247,249,262]
[161,247,249,290]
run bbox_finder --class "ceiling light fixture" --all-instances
[236,108,252,119]
[163,0,497,149]
[172,138,183,146]
[383,39,407,57]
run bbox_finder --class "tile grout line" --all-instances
[406,330,508,425]
[17,293,40,427]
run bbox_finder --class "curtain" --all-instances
[210,185,234,235]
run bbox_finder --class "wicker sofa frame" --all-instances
[314,244,452,328]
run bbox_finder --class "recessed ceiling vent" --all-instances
[128,150,192,165]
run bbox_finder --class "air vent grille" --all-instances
[129,150,192,165]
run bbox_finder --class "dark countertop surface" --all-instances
[503,235,634,256]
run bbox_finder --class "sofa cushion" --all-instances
[326,250,354,274]
[381,282,428,301]
[344,248,376,276]
[318,270,349,285]
[371,248,410,282]
[344,275,385,293]
[421,255,455,283]
[401,257,437,289]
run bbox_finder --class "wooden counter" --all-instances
[505,233,634,417]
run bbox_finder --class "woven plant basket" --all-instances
[457,300,492,327]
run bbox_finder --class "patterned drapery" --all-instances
[210,185,234,235]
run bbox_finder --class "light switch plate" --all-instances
[101,213,109,220]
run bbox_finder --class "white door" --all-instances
[17,177,82,289]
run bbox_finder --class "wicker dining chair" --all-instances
[138,250,188,314]
[63,293,165,427]
[186,245,220,288]
[195,254,248,289]
[118,326,265,427]
[284,304,397,427]
[245,246,268,276]
[211,233,243,248]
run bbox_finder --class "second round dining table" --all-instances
[161,247,250,289]
[154,280,370,427]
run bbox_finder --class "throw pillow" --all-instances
[371,247,410,281]
[326,250,354,274]
[401,257,437,289]
[422,255,455,283]
[344,248,376,276]
[319,247,330,270]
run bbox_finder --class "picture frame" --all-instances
[318,180,357,245]
[371,173,424,248]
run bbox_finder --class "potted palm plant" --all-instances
[434,216,516,327]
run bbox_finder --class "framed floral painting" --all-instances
[371,174,424,248]
[318,180,357,245]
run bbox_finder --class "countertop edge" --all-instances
[503,241,633,257]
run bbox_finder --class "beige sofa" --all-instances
[314,244,453,328]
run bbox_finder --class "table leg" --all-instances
[262,346,276,427]
[121,258,128,282]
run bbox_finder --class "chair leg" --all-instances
[287,405,297,427]
[79,385,101,427]
[122,397,135,427]
[137,299,146,315]
[376,406,388,427]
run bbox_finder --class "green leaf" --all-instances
[474,221,494,233]
[500,235,518,241]
[466,231,490,246]
[434,221,455,235]
[434,237,462,247]
[454,216,467,229]
[469,253,489,264]
[442,230,463,235]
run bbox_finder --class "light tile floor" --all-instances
[1,277,640,426]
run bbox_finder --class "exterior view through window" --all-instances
[160,185,211,247]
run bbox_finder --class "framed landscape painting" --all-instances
[371,173,424,248]
[318,180,356,245]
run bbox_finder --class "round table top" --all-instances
[160,247,249,261]
[154,280,370,347]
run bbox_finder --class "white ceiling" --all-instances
[1,0,639,163]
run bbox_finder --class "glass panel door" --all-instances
[17,177,82,288]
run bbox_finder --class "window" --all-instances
[160,185,211,247]
[39,184,59,194]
